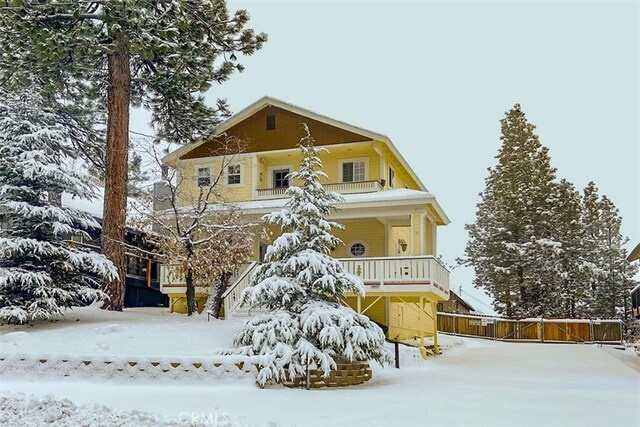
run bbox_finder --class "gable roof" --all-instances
[628,242,640,262]
[163,96,428,192]
[450,290,476,312]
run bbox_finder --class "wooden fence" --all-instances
[437,313,623,344]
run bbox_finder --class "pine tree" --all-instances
[463,104,558,317]
[227,125,391,386]
[0,92,116,324]
[593,196,635,318]
[0,1,266,311]
[543,179,593,317]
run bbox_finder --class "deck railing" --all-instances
[338,256,450,297]
[255,180,383,200]
[162,256,449,316]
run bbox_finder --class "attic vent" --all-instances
[266,115,276,130]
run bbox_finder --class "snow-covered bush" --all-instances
[0,92,117,324]
[226,124,391,386]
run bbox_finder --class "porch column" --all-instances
[410,214,426,256]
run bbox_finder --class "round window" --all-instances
[348,241,367,257]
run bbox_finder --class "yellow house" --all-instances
[159,96,451,351]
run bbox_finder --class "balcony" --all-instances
[338,256,450,299]
[255,180,384,200]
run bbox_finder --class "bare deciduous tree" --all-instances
[132,136,255,316]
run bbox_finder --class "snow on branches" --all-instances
[226,124,391,386]
[0,91,116,324]
[131,136,254,317]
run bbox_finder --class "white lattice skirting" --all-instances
[0,353,262,381]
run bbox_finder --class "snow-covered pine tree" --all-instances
[0,92,117,324]
[543,179,593,317]
[228,125,391,386]
[592,195,636,318]
[463,104,558,317]
[0,1,267,311]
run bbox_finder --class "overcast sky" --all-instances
[132,0,639,313]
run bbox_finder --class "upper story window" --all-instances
[341,159,366,183]
[266,115,276,130]
[273,168,290,188]
[388,167,395,188]
[227,164,242,185]
[197,167,211,187]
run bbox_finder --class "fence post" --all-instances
[453,313,457,335]
[589,320,594,343]
[540,317,544,343]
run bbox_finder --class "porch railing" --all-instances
[159,263,250,293]
[162,256,450,317]
[337,256,450,297]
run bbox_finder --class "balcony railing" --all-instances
[255,180,383,200]
[338,256,450,299]
[160,256,450,316]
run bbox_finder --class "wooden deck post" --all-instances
[431,301,439,354]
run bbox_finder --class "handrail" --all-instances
[222,261,259,317]
[222,261,258,299]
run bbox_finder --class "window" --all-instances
[126,255,146,278]
[347,241,368,257]
[197,167,211,187]
[437,303,444,312]
[342,160,366,182]
[266,115,276,130]
[227,164,241,185]
[388,167,395,188]
[273,169,289,188]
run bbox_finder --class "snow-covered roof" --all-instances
[61,187,106,219]
[230,188,450,224]
[62,186,144,221]
[162,96,429,193]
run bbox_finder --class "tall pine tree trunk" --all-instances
[101,32,130,311]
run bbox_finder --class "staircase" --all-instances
[221,262,260,318]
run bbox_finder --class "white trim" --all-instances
[338,157,369,183]
[251,154,258,200]
[347,240,369,257]
[419,214,426,255]
[267,164,294,188]
[225,162,244,188]
[194,164,212,187]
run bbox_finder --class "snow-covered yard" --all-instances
[1,307,638,427]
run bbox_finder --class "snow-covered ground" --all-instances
[1,307,638,427]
